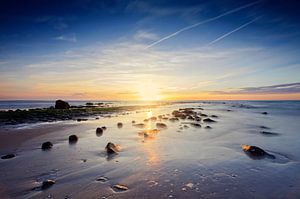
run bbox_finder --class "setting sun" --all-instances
[137,81,162,101]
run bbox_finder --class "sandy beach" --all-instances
[1,101,300,199]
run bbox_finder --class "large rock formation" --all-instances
[55,100,70,109]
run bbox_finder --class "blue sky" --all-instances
[0,0,300,100]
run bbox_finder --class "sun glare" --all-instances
[137,82,162,101]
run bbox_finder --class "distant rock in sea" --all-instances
[55,100,70,109]
[42,141,53,150]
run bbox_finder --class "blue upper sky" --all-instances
[0,0,300,100]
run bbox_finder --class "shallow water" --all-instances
[0,101,300,198]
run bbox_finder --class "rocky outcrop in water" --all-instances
[41,141,53,150]
[69,135,78,143]
[55,100,70,109]
[105,142,120,154]
[1,154,15,159]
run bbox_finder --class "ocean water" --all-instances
[0,100,300,198]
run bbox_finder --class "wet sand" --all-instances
[1,102,300,199]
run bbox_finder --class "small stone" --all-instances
[1,154,15,159]
[42,142,53,150]
[156,122,167,129]
[68,135,78,143]
[262,112,268,115]
[112,184,128,192]
[117,122,123,128]
[41,180,55,190]
[203,118,216,123]
[96,176,108,183]
[101,126,107,130]
[205,126,212,129]
[105,142,120,154]
[96,127,103,136]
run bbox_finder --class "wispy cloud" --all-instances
[213,83,300,94]
[54,34,77,42]
[134,30,159,41]
[147,0,261,48]
[207,16,262,46]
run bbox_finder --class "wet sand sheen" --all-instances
[0,101,300,199]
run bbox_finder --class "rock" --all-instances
[242,145,266,156]
[1,154,15,159]
[199,113,208,117]
[117,122,123,128]
[95,117,99,120]
[187,116,194,120]
[259,126,270,129]
[190,123,201,128]
[55,100,70,109]
[105,142,120,154]
[156,123,167,129]
[262,112,268,115]
[42,142,53,150]
[41,180,55,190]
[112,184,128,192]
[132,120,136,124]
[96,127,103,136]
[101,126,107,131]
[211,115,218,118]
[169,117,179,122]
[183,125,189,129]
[150,116,157,121]
[133,123,145,128]
[203,118,216,123]
[68,135,78,143]
[260,131,279,136]
[96,176,108,183]
[205,126,212,129]
[77,118,88,122]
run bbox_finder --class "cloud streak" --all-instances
[213,83,300,94]
[147,0,261,48]
[207,16,262,46]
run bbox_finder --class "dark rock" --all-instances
[187,116,194,120]
[1,154,15,159]
[132,120,136,124]
[211,115,218,118]
[156,122,167,129]
[133,123,145,128]
[262,112,268,115]
[77,118,88,122]
[260,131,279,136]
[199,113,208,117]
[41,180,55,190]
[105,142,120,154]
[169,117,179,122]
[96,127,103,136]
[41,141,53,150]
[95,117,99,120]
[190,123,201,128]
[150,116,157,121]
[242,145,266,157]
[96,176,108,183]
[101,126,107,131]
[55,100,70,109]
[117,122,123,128]
[68,135,78,143]
[203,118,216,123]
[260,126,270,129]
[112,184,128,192]
[205,126,212,129]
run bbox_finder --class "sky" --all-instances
[0,0,300,100]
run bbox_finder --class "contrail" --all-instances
[146,0,261,49]
[207,16,262,46]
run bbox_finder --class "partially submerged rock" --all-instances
[133,123,145,128]
[41,141,53,150]
[260,131,279,136]
[105,142,120,154]
[68,135,78,143]
[41,180,55,190]
[1,154,15,159]
[262,112,268,115]
[117,122,123,128]
[55,100,70,109]
[96,127,103,136]
[101,126,107,131]
[112,184,129,192]
[156,122,167,129]
[169,117,179,122]
[96,176,108,183]
[190,123,201,128]
[242,145,275,159]
[205,126,212,129]
[203,118,216,123]
[211,115,218,118]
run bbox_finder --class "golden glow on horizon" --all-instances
[137,82,162,101]
[146,110,153,119]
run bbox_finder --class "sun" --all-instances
[137,82,162,101]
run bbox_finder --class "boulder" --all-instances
[55,100,70,109]
[242,145,266,156]
[41,141,53,150]
[96,127,103,136]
